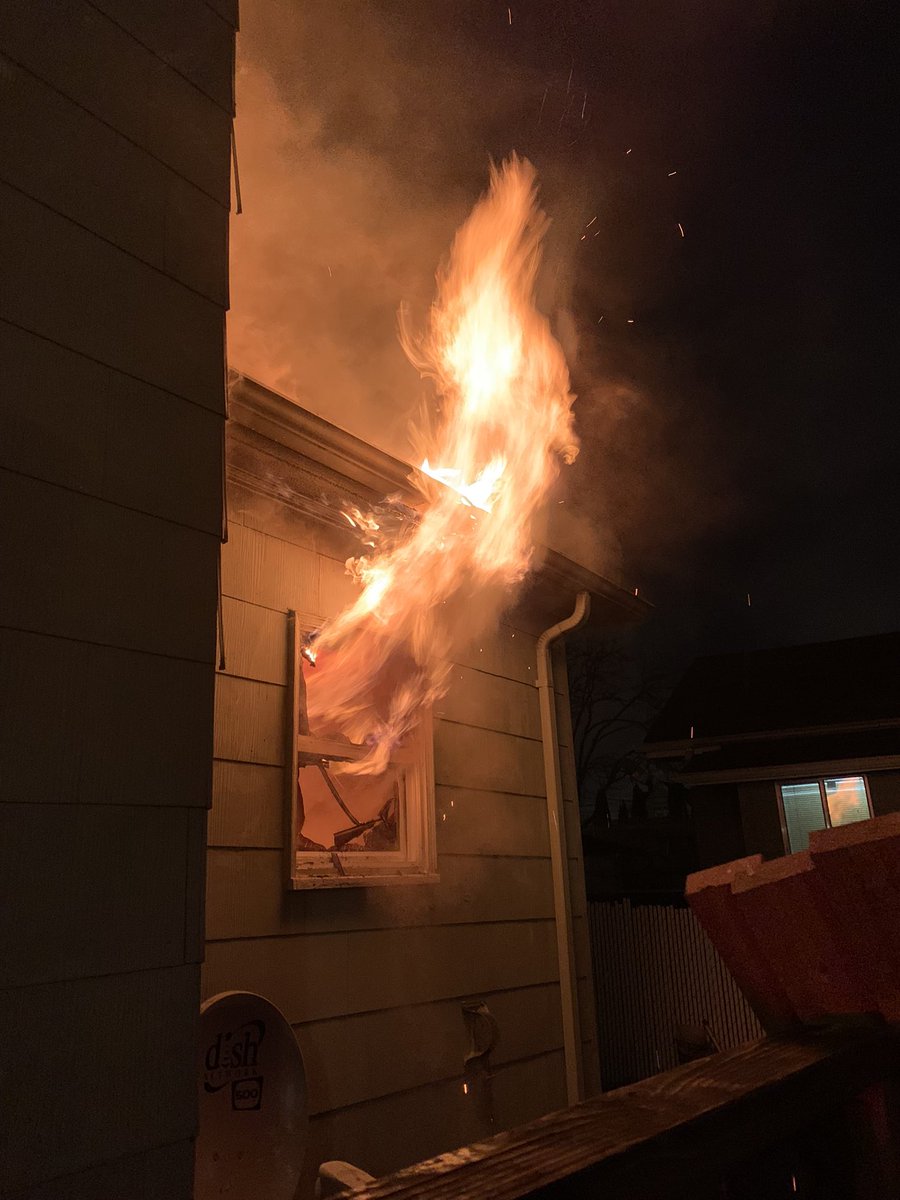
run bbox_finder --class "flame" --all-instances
[305,157,578,773]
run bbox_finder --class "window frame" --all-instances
[776,773,873,854]
[285,611,438,889]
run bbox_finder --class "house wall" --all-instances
[690,784,745,869]
[0,3,234,1196]
[206,471,598,1188]
[869,770,900,817]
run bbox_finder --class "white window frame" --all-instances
[776,774,873,854]
[285,611,438,889]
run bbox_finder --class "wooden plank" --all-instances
[0,469,218,662]
[217,597,289,685]
[435,787,549,857]
[0,804,189,989]
[452,624,538,686]
[0,182,225,412]
[809,813,900,1021]
[0,322,222,535]
[295,984,564,1115]
[202,921,559,1024]
[213,674,285,766]
[343,1030,897,1200]
[305,1051,568,1188]
[434,721,545,797]
[210,760,284,847]
[1,1139,194,1200]
[436,666,541,742]
[220,522,319,616]
[0,965,199,1192]
[88,0,235,113]
[205,850,555,940]
[0,627,214,807]
[730,851,874,1022]
[686,856,798,1034]
[0,0,231,203]
[0,60,228,304]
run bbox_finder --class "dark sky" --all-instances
[238,0,899,671]
[427,0,900,666]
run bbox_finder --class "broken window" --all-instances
[286,612,437,888]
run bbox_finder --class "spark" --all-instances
[538,86,548,125]
[690,725,695,740]
[677,222,685,238]
[507,6,512,24]
[627,318,634,324]
[668,170,677,177]
[463,1083,469,1095]
[567,65,573,95]
[597,316,604,323]
[327,265,333,278]
[580,234,586,241]
[586,215,597,227]
[746,593,752,607]
[633,587,639,597]
[581,92,587,120]
[625,147,632,155]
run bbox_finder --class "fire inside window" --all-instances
[286,612,436,888]
[778,775,871,854]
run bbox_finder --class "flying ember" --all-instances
[305,156,578,773]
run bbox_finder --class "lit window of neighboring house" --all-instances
[777,775,872,853]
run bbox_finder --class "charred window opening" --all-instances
[287,612,436,888]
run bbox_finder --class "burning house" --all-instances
[208,158,647,1183]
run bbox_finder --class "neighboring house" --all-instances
[208,373,646,1184]
[644,633,900,869]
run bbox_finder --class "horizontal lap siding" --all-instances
[1,3,232,1194]
[207,496,568,1172]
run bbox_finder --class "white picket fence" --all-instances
[589,899,764,1090]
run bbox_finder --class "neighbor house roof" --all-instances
[645,632,900,784]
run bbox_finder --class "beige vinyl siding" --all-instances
[0,2,233,1194]
[206,483,595,1175]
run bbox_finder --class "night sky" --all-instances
[238,0,899,672]
[467,0,900,667]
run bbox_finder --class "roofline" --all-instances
[227,370,650,622]
[646,714,900,758]
[673,754,900,786]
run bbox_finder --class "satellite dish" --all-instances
[196,991,308,1200]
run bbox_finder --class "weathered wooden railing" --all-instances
[343,1026,898,1199]
[344,812,900,1199]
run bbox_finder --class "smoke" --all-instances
[229,0,781,591]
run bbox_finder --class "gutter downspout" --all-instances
[536,590,591,1107]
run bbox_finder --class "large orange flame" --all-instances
[306,157,578,773]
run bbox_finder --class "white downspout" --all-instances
[536,589,591,1107]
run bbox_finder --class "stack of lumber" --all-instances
[686,812,900,1031]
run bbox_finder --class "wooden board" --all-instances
[1,965,199,1192]
[0,468,218,662]
[1,0,231,203]
[435,787,549,858]
[436,666,541,742]
[205,850,555,940]
[220,522,319,616]
[0,322,223,535]
[341,1029,897,1200]
[0,59,228,304]
[210,760,285,847]
[434,721,545,797]
[0,182,225,411]
[0,804,190,988]
[213,674,285,766]
[294,982,564,1115]
[202,921,560,1024]
[0,626,214,807]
